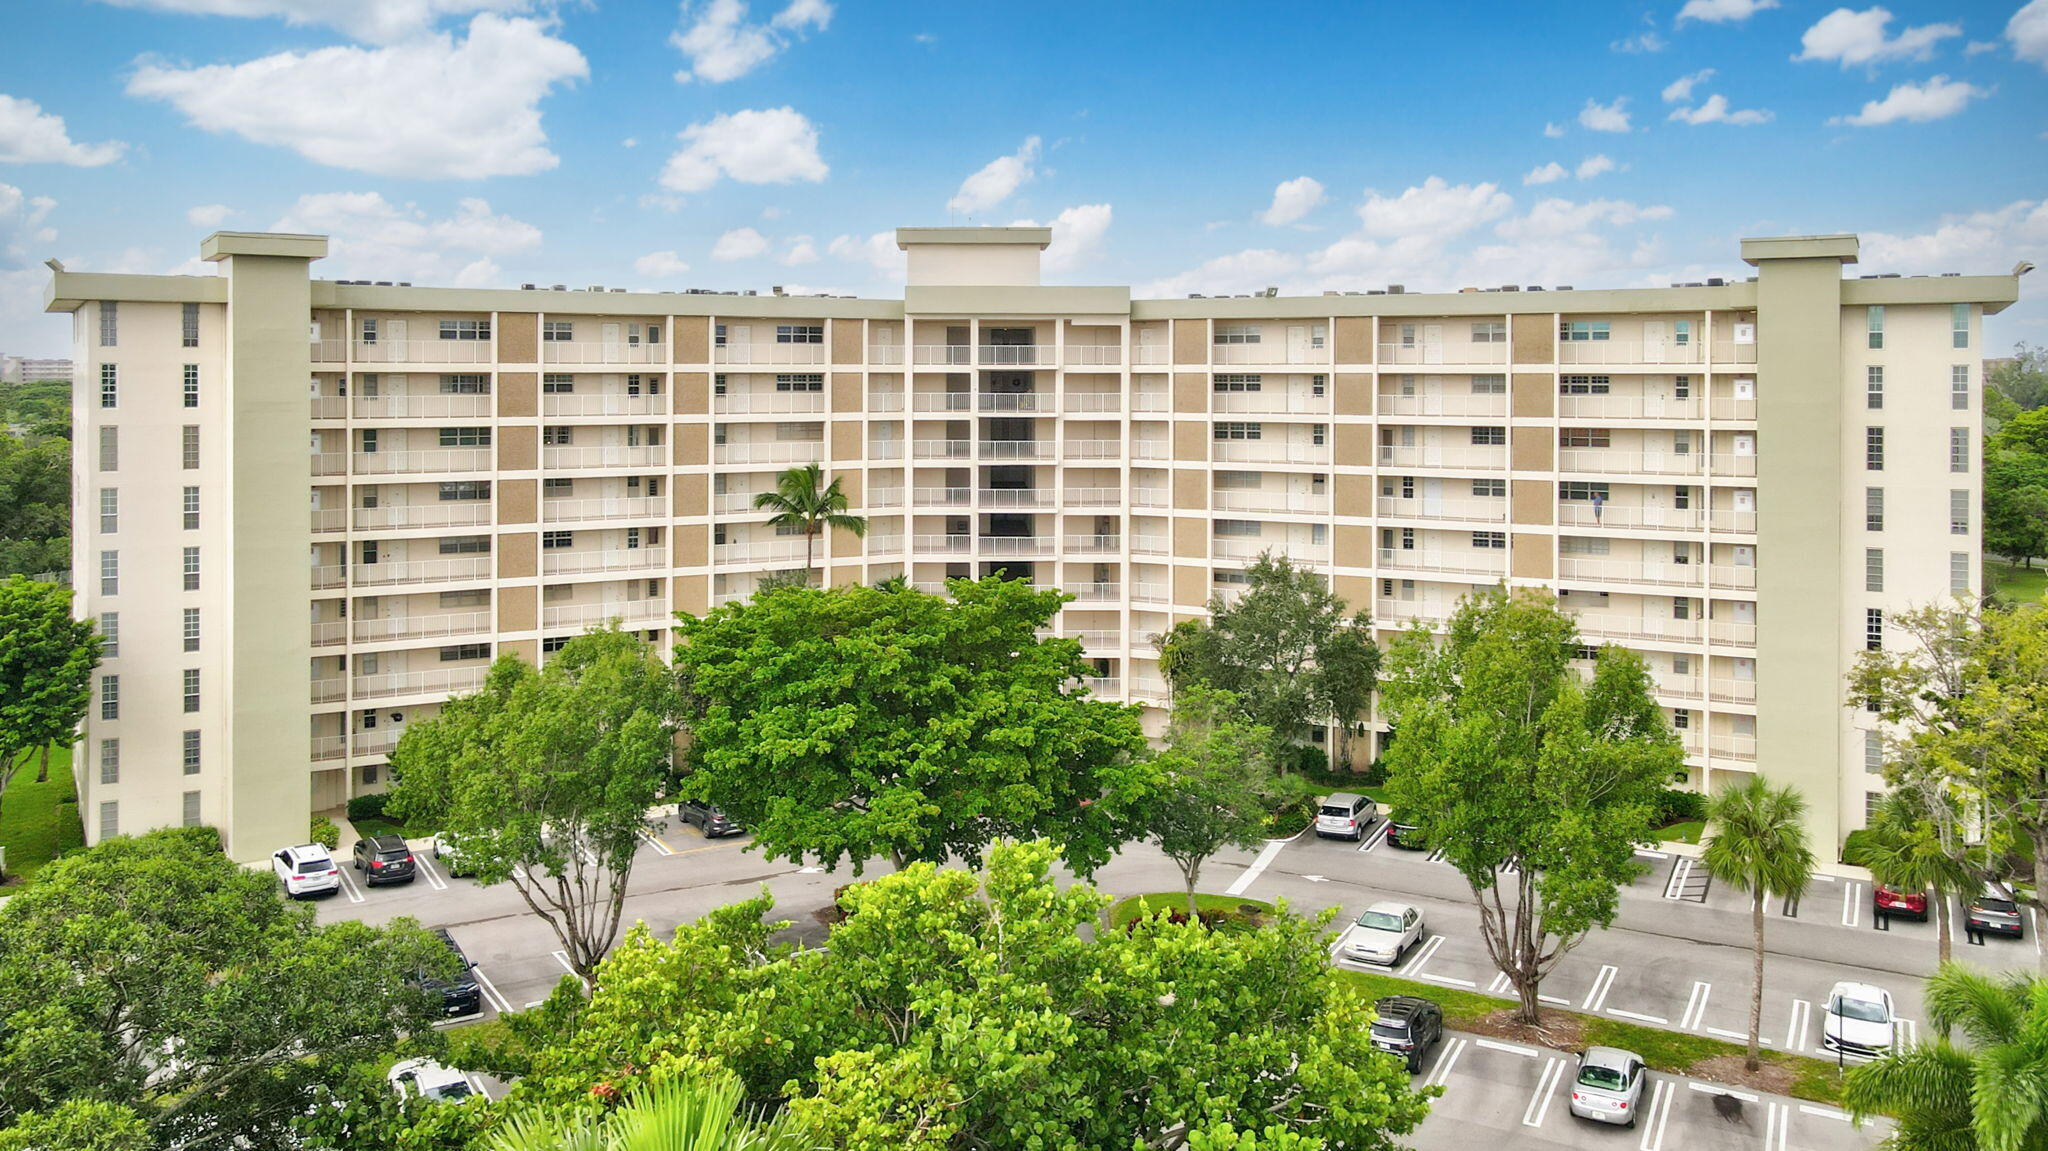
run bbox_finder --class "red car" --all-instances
[1872,884,1928,921]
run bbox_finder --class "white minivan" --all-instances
[1316,792,1379,841]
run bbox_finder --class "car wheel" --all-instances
[1407,1055,1420,1074]
[1627,1112,1638,1129]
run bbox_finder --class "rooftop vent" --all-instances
[610,287,626,292]
[587,285,605,292]
[375,281,392,287]
[1323,290,1341,297]
[521,283,537,290]
[772,285,785,296]
[1555,285,1573,291]
[1388,284,1406,294]
[1261,286,1278,298]
[1706,277,1725,287]
[1526,285,1542,292]
[551,284,567,291]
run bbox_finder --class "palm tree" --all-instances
[1858,789,1975,968]
[485,1073,813,1151]
[751,463,866,587]
[1844,965,2048,1150]
[1701,776,1816,1072]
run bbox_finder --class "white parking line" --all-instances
[1522,1057,1566,1128]
[1582,964,1619,1013]
[1405,936,1479,987]
[548,949,590,991]
[1608,1008,1670,1025]
[1476,1038,1540,1058]
[1799,1104,1852,1122]
[1637,1079,1674,1151]
[335,866,366,904]
[1663,857,1695,900]
[1680,981,1712,1031]
[1415,972,1480,988]
[1688,1081,1759,1104]
[1786,998,1811,1052]
[469,965,513,1015]
[1763,1100,1792,1151]
[1426,1037,1467,1089]
[1635,848,1671,861]
[1358,822,1390,853]
[1707,1026,1751,1041]
[1842,881,1862,928]
[1224,839,1287,897]
[638,829,675,857]
[414,853,448,892]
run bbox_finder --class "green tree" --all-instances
[1844,965,2048,1151]
[1986,408,2048,570]
[0,431,70,578]
[1156,553,1380,770]
[0,828,457,1148]
[751,463,866,586]
[1700,777,1816,1072]
[499,842,1432,1150]
[1148,686,1275,915]
[1850,599,2048,976]
[1990,343,2048,412]
[671,577,1155,875]
[1379,586,1682,1023]
[389,626,683,983]
[1857,789,1975,967]
[0,1100,150,1151]
[0,574,99,821]
[487,1073,811,1151]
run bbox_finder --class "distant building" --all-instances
[0,355,75,384]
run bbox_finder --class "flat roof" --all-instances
[1740,235,1858,265]
[895,226,1051,248]
[201,232,329,262]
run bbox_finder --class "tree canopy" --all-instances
[1147,686,1277,914]
[0,574,99,822]
[0,422,69,579]
[671,577,1156,875]
[1986,407,2048,571]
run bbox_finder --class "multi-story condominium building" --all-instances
[1,354,75,385]
[45,229,2020,862]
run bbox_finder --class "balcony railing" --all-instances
[869,488,904,509]
[311,677,347,703]
[548,393,668,417]
[1709,564,1757,591]
[912,485,970,507]
[911,392,973,412]
[867,390,904,411]
[1130,440,1171,461]
[353,611,494,643]
[354,503,494,531]
[1064,345,1124,367]
[1710,734,1759,761]
[976,345,1052,367]
[1709,509,1758,534]
[1558,556,1704,587]
[542,341,668,365]
[1065,487,1123,507]
[1558,341,1704,366]
[1556,504,1702,531]
[981,536,1053,557]
[1710,397,1758,421]
[1574,614,1702,644]
[1558,395,1703,421]
[1379,600,1453,628]
[312,620,346,646]
[1130,582,1170,605]
[979,393,1050,412]
[912,439,972,460]
[311,339,345,363]
[353,556,495,587]
[353,665,489,700]
[546,444,666,469]
[542,601,670,630]
[1377,343,1508,366]
[1713,454,1758,477]
[311,564,347,590]
[354,448,494,475]
[1212,344,1330,366]
[1063,581,1121,604]
[1377,393,1508,418]
[312,734,347,761]
[542,549,668,576]
[1063,439,1122,461]
[1212,441,1330,465]
[912,534,971,555]
[1215,491,1331,515]
[1558,449,1706,476]
[870,440,903,460]
[713,539,809,566]
[1129,534,1169,557]
[1129,487,1168,509]
[1062,534,1121,555]
[868,343,905,365]
[1064,392,1122,413]
[979,440,1053,460]
[1709,343,1759,365]
[1375,496,1506,523]
[980,488,1052,508]
[311,396,347,419]
[1131,391,1170,412]
[1376,548,1507,577]
[312,452,349,477]
[1710,678,1758,705]
[712,442,826,467]
[1708,620,1757,647]
[354,394,493,420]
[544,495,666,522]
[1216,538,1330,564]
[1132,346,1170,366]
[352,339,493,365]
[1376,444,1505,470]
[1212,391,1329,415]
[714,343,826,366]
[312,508,347,533]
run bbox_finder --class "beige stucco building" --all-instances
[45,228,2020,861]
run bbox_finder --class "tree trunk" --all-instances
[1747,889,1766,1072]
[34,744,48,784]
[1514,972,1541,1026]
[2035,832,2048,978]
[1183,859,1202,917]
[805,527,817,587]
[1935,888,1953,967]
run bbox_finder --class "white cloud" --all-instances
[659,107,827,192]
[1676,0,1779,24]
[1578,97,1633,132]
[1543,122,1566,138]
[127,14,586,179]
[2011,0,2048,70]
[185,203,235,228]
[0,94,127,166]
[779,234,818,265]
[634,250,690,278]
[710,225,768,261]
[1612,30,1668,53]
[1356,177,1513,241]
[639,192,685,213]
[1523,162,1568,186]
[1576,154,1617,180]
[1662,68,1716,102]
[1139,248,1301,299]
[827,231,905,276]
[671,0,832,84]
[1015,203,1112,273]
[91,0,532,43]
[1794,7,1961,66]
[1831,75,1985,125]
[621,136,638,148]
[1258,176,1327,226]
[946,136,1041,215]
[270,191,538,286]
[1860,199,2048,274]
[1668,93,1775,125]
[0,183,58,262]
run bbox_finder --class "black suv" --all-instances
[418,928,482,1017]
[678,799,742,839]
[352,834,416,885]
[1370,995,1444,1073]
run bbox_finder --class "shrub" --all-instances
[345,793,389,823]
[1653,787,1707,828]
[1282,743,1330,776]
[308,815,341,850]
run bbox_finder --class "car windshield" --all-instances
[1577,1064,1628,1091]
[295,860,330,874]
[1833,996,1889,1023]
[1320,804,1355,817]
[1357,911,1403,932]
[425,1081,474,1101]
[1369,1021,1410,1040]
[1977,898,2018,913]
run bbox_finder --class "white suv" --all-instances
[273,843,341,899]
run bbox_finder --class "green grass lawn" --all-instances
[349,815,429,842]
[1988,559,2047,606]
[1107,892,1275,931]
[1652,820,1706,845]
[0,744,82,885]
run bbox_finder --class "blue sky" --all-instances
[2,0,2045,357]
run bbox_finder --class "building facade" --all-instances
[1,354,75,385]
[45,229,2020,861]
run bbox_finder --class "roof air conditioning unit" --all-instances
[1388,285,1405,294]
[551,284,566,291]
[522,283,537,290]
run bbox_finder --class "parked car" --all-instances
[1315,792,1379,842]
[1342,901,1424,966]
[1967,889,2026,939]
[416,928,482,1018]
[678,799,742,838]
[272,843,341,899]
[1369,995,1443,1073]
[1872,884,1929,921]
[1568,1046,1646,1127]
[1384,820,1426,851]
[388,1057,476,1103]
[431,833,474,877]
[352,834,416,885]
[1821,981,1897,1059]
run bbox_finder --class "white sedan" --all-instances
[1341,901,1425,966]
[388,1057,478,1103]
[1821,981,1897,1060]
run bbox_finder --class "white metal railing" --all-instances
[712,442,823,466]
[1062,534,1121,554]
[1709,510,1758,534]
[1377,343,1508,366]
[1064,345,1124,367]
[1710,398,1758,421]
[355,448,494,475]
[1377,393,1508,418]
[542,601,669,630]
[1557,556,1704,587]
[312,734,347,761]
[542,549,668,576]
[1558,341,1704,366]
[547,393,667,417]
[311,677,346,703]
[912,345,974,366]
[1574,614,1703,644]
[312,453,349,477]
[1063,439,1123,460]
[311,620,346,646]
[1129,487,1168,508]
[353,665,489,700]
[1375,496,1505,523]
[544,495,666,522]
[1131,391,1170,412]
[868,344,905,365]
[1710,734,1759,760]
[981,537,1052,556]
[1709,564,1757,591]
[869,440,903,460]
[712,539,809,566]
[1216,538,1330,563]
[1558,449,1705,476]
[1130,582,1169,604]
[1655,676,1705,701]
[1130,440,1172,461]
[311,339,345,363]
[1212,345,1329,366]
[1130,676,1170,704]
[1066,487,1123,507]
[354,556,495,586]
[914,486,971,506]
[1081,675,1122,695]
[546,444,666,469]
[1714,454,1758,477]
[352,729,402,757]
[1064,582,1121,603]
[864,534,904,554]
[354,503,493,531]
[912,392,974,412]
[868,488,904,509]
[1708,620,1757,647]
[353,611,493,643]
[1132,346,1170,366]
[979,440,1053,460]
[1212,391,1330,415]
[1213,491,1331,515]
[713,492,764,515]
[311,396,347,419]
[1377,444,1507,470]
[976,344,1052,367]
[352,339,493,365]
[1129,534,1169,556]
[1711,678,1758,704]
[980,488,1052,508]
[913,439,972,460]
[1710,343,1759,365]
[912,534,971,554]
[714,344,827,366]
[354,394,493,420]
[1064,392,1122,413]
[1379,600,1453,627]
[311,565,347,590]
[1558,394,1703,421]
[312,508,347,533]
[1556,504,1702,531]
[543,341,668,365]
[980,393,1051,412]
[1376,548,1506,577]
[867,391,905,412]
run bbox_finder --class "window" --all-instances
[1673,320,1692,346]
[439,374,490,394]
[1559,481,1611,501]
[1674,485,1691,510]
[1471,374,1506,394]
[99,489,118,534]
[182,791,201,828]
[1672,710,1690,731]
[438,481,490,501]
[1312,423,1326,446]
[1866,366,1883,410]
[183,669,200,713]
[542,426,573,446]
[1950,428,1969,473]
[1471,426,1506,446]
[774,373,824,392]
[1214,470,1260,490]
[1952,303,1970,348]
[183,607,200,652]
[182,730,200,775]
[714,323,727,347]
[1951,552,1971,594]
[441,643,490,662]
[1398,324,1416,349]
[1866,305,1884,349]
[437,427,492,448]
[1559,537,1610,555]
[542,320,574,341]
[1213,374,1263,392]
[1214,422,1263,440]
[99,426,118,471]
[98,301,117,346]
[1674,375,1691,399]
[775,324,823,344]
[439,535,491,555]
[438,318,490,341]
[100,612,118,658]
[1865,730,1884,774]
[1866,487,1884,532]
[1952,365,1970,410]
[100,550,118,596]
[1866,548,1884,592]
[1214,520,1262,538]
[1673,597,1691,620]
[1311,374,1326,396]
[100,363,117,409]
[183,365,199,407]
[1951,489,1970,535]
[1866,608,1884,651]
[182,425,200,470]
[1560,428,1611,448]
[359,318,378,345]
[1559,375,1611,394]
[98,801,118,841]
[542,635,571,654]
[99,738,119,785]
[1560,320,1610,342]
[1865,426,1884,471]
[542,373,575,393]
[1472,530,1506,549]
[1471,321,1506,343]
[173,302,198,349]
[542,477,573,494]
[1471,478,1506,497]
[182,546,199,591]
[99,674,118,720]
[182,487,199,530]
[1214,324,1261,345]
[542,530,573,549]
[627,374,661,396]
[440,588,489,608]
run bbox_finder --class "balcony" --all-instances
[1066,487,1123,508]
[313,452,349,477]
[1558,341,1703,367]
[1710,734,1759,761]
[311,339,345,363]
[354,394,493,420]
[912,485,970,507]
[979,440,1053,461]
[1556,504,1702,531]
[1064,345,1124,367]
[1130,440,1171,461]
[1379,600,1453,629]
[352,339,493,365]
[869,487,904,509]
[312,619,346,646]
[353,665,489,701]
[354,556,495,587]
[312,564,347,591]
[311,396,347,419]
[1213,441,1330,465]
[1375,496,1504,524]
[312,508,347,533]
[1132,346,1170,366]
[912,438,972,461]
[981,536,1053,557]
[1709,509,1757,534]
[1378,393,1508,418]
[1130,676,1170,705]
[912,533,971,554]
[1129,487,1168,509]
[542,340,668,366]
[354,503,493,531]
[548,393,668,417]
[353,611,494,643]
[869,440,903,460]
[1376,342,1508,366]
[976,345,1052,367]
[979,393,1051,413]
[1212,344,1328,367]
[311,734,347,761]
[1062,534,1121,555]
[351,729,401,759]
[1557,556,1704,588]
[1064,392,1122,414]
[712,442,823,466]
[1376,548,1507,578]
[1713,454,1758,478]
[1131,390,1170,413]
[1131,581,1170,605]
[542,601,670,630]
[867,390,905,411]
[1376,444,1505,470]
[1710,678,1758,705]
[1216,538,1330,564]
[354,448,493,475]
[1558,449,1705,476]
[1708,620,1757,647]
[544,495,666,522]
[868,343,905,365]
[1212,392,1329,415]
[1063,581,1121,604]
[979,488,1052,508]
[1558,395,1703,421]
[546,444,667,469]
[542,549,668,576]
[712,539,808,566]
[311,677,346,704]
[1129,533,1169,557]
[1710,397,1758,421]
[1574,614,1703,644]
[1709,342,1759,365]
[911,392,973,413]
[1214,491,1331,515]
[1709,564,1757,591]
[1080,675,1122,696]
[714,343,826,366]
[1064,439,1122,461]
